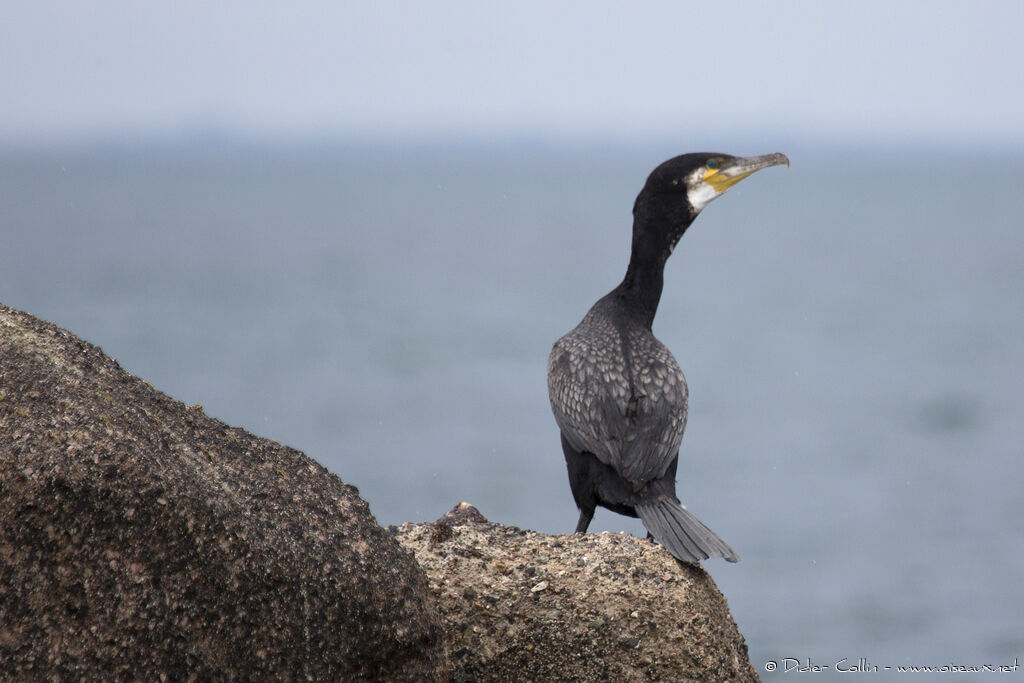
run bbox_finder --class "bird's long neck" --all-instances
[614,201,692,329]
[616,242,666,329]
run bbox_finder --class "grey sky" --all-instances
[3,1,1023,147]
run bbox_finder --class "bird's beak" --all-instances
[703,153,789,194]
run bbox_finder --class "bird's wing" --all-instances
[615,354,688,487]
[548,333,626,472]
[548,331,688,488]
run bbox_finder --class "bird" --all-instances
[547,152,788,563]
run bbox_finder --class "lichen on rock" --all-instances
[394,503,759,682]
[0,302,758,681]
[0,303,447,680]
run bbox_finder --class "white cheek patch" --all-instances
[686,181,720,212]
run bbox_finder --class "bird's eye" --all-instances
[706,159,719,170]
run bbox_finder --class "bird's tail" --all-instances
[635,497,739,563]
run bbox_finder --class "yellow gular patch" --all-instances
[704,168,757,194]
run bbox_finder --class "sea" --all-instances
[2,139,1022,678]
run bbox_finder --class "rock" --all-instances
[393,506,759,682]
[0,303,447,680]
[1,301,759,681]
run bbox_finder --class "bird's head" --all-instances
[632,152,789,256]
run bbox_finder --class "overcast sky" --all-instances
[3,1,1023,148]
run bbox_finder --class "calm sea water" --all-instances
[2,142,1022,676]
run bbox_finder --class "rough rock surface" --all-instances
[0,303,447,680]
[393,504,759,682]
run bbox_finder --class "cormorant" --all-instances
[547,152,788,563]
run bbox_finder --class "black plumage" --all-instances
[547,151,788,563]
